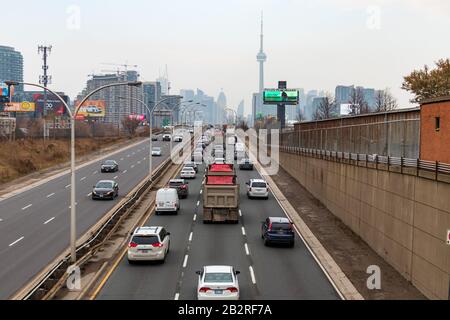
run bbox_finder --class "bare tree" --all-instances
[121,117,140,137]
[313,93,336,120]
[374,88,398,112]
[348,87,369,115]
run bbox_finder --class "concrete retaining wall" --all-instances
[280,151,450,300]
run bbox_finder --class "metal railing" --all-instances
[280,145,450,183]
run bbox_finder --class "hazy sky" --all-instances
[2,0,450,114]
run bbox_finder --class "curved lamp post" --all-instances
[6,80,141,263]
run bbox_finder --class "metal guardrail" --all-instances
[280,145,450,183]
[19,134,196,300]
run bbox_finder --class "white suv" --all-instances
[127,226,170,263]
[246,179,269,199]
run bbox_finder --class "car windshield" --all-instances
[96,182,113,189]
[252,182,267,188]
[104,160,115,165]
[131,235,159,245]
[271,222,292,231]
[152,147,161,151]
[183,167,194,171]
[204,272,233,283]
[169,181,183,186]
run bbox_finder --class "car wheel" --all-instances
[289,241,295,248]
[264,239,270,246]
[127,259,135,265]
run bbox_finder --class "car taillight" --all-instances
[226,287,238,293]
[181,185,187,189]
[151,242,163,248]
[268,223,272,231]
[199,287,211,293]
[128,242,138,248]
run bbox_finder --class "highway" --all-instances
[97,141,340,300]
[0,134,177,299]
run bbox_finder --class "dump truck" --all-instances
[202,163,239,223]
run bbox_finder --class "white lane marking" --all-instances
[68,202,78,209]
[80,177,86,181]
[87,193,92,197]
[245,243,250,256]
[93,171,98,175]
[196,201,200,206]
[46,193,55,198]
[143,157,146,160]
[9,236,24,247]
[44,217,55,225]
[131,165,135,168]
[241,227,246,236]
[174,293,180,300]
[193,214,197,221]
[65,184,71,188]
[189,232,193,242]
[200,190,203,194]
[113,176,118,179]
[22,204,32,211]
[0,218,3,222]
[137,161,141,164]
[249,266,256,284]
[123,170,128,174]
[183,255,189,268]
[120,158,124,161]
[239,209,242,217]
[127,155,130,158]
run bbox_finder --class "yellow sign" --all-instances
[3,102,36,112]
[76,100,106,117]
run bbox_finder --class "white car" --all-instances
[180,166,196,179]
[127,226,170,263]
[246,179,269,199]
[152,147,162,156]
[196,266,240,300]
[173,135,183,142]
[162,134,172,141]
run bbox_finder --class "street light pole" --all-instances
[6,80,141,264]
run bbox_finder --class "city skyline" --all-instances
[1,0,450,116]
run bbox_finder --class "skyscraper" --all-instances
[237,100,245,119]
[0,45,24,92]
[256,13,267,94]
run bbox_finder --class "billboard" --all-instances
[263,89,299,105]
[76,100,106,117]
[33,93,69,116]
[0,83,11,103]
[128,114,146,121]
[3,102,36,112]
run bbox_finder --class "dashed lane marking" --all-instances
[44,217,55,225]
[245,243,250,255]
[241,227,246,236]
[9,237,24,247]
[22,204,32,211]
[249,266,256,284]
[183,255,189,268]
[47,193,55,198]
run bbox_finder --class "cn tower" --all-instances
[256,12,267,94]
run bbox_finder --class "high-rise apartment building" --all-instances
[0,45,24,92]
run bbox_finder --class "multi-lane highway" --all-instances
[0,135,176,299]
[97,140,340,300]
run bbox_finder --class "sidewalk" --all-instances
[270,166,425,300]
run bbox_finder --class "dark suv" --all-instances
[168,179,189,199]
[261,217,295,247]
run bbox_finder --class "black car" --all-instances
[92,180,119,200]
[151,135,158,141]
[168,179,189,199]
[101,160,119,173]
[261,217,295,247]
[239,159,254,170]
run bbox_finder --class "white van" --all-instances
[156,188,180,215]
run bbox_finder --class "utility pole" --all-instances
[38,45,52,118]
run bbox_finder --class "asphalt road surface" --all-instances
[0,135,177,299]
[97,142,340,300]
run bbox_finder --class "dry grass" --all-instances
[0,137,131,184]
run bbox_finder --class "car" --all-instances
[239,158,253,170]
[196,266,240,300]
[155,188,180,215]
[188,128,194,134]
[183,161,198,173]
[173,135,183,142]
[92,180,119,200]
[180,166,196,179]
[152,147,162,156]
[168,179,189,199]
[261,217,295,247]
[101,160,119,172]
[162,134,172,141]
[246,179,269,199]
[151,135,158,141]
[127,226,170,263]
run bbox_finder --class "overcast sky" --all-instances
[2,0,449,114]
